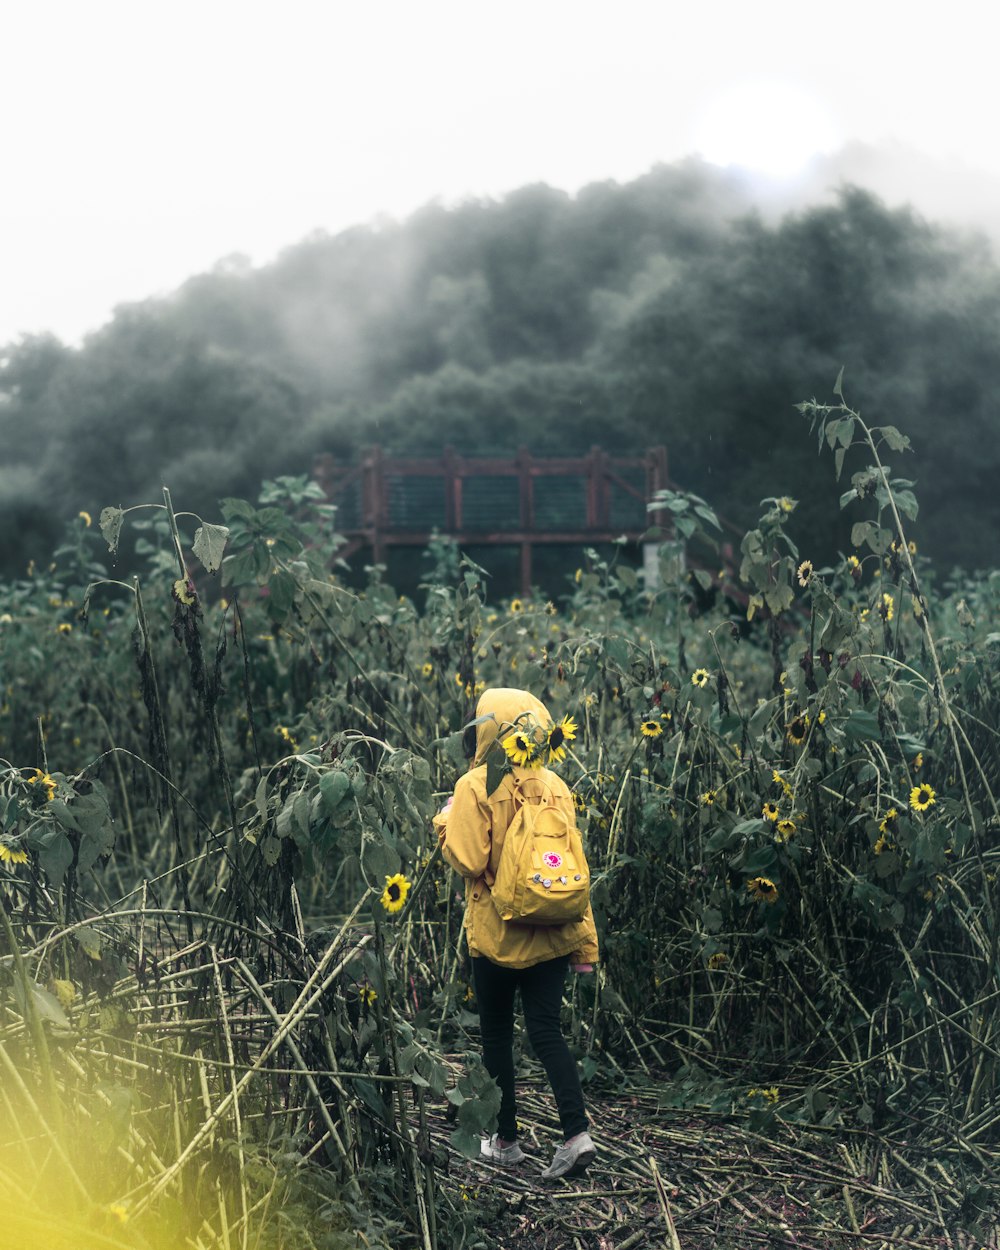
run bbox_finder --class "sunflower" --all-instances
[707,952,729,970]
[775,818,796,841]
[785,715,808,746]
[0,843,29,865]
[908,540,917,556]
[78,510,92,527]
[380,873,412,913]
[913,752,923,770]
[747,1086,780,1104]
[691,668,710,689]
[909,783,936,813]
[546,716,578,763]
[509,598,524,614]
[640,719,664,739]
[359,984,378,1006]
[57,622,73,635]
[421,662,434,679]
[878,808,898,834]
[778,497,795,513]
[772,769,794,799]
[878,592,895,622]
[873,833,896,855]
[27,770,57,801]
[502,731,537,767]
[846,555,860,571]
[699,789,718,806]
[747,877,779,905]
[796,560,814,587]
[762,802,780,822]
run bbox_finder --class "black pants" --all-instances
[471,953,588,1142]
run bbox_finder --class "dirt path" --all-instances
[426,1075,999,1250]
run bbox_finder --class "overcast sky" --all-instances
[4,0,1000,347]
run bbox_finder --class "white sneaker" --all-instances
[540,1131,596,1180]
[480,1134,526,1165]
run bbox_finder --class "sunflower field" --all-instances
[1,392,999,1249]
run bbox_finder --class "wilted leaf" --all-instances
[76,925,103,961]
[192,522,230,573]
[51,979,77,1010]
[879,426,911,452]
[99,506,125,556]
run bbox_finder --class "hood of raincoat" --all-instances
[471,687,551,767]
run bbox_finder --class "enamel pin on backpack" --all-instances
[491,779,591,925]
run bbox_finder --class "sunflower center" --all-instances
[388,883,401,901]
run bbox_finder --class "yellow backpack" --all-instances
[491,781,591,925]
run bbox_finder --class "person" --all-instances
[435,686,600,1180]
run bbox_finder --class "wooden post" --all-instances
[646,446,669,529]
[370,445,385,565]
[312,452,335,501]
[442,445,462,532]
[517,446,533,596]
[595,447,610,528]
[585,446,600,529]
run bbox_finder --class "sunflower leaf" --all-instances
[485,743,511,797]
[843,710,881,743]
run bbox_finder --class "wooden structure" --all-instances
[312,446,671,594]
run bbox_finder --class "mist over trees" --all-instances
[2,159,999,575]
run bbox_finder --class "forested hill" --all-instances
[3,160,1000,573]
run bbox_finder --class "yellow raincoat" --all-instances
[436,687,600,970]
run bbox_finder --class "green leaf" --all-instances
[99,506,125,556]
[764,583,794,615]
[320,770,352,814]
[192,522,230,574]
[265,569,297,619]
[254,776,269,821]
[833,366,845,398]
[221,547,260,588]
[34,827,73,884]
[485,743,511,798]
[48,799,81,832]
[449,1125,484,1160]
[834,446,847,481]
[354,1078,390,1122]
[220,497,257,523]
[893,489,919,521]
[742,846,779,877]
[843,710,881,743]
[851,521,873,548]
